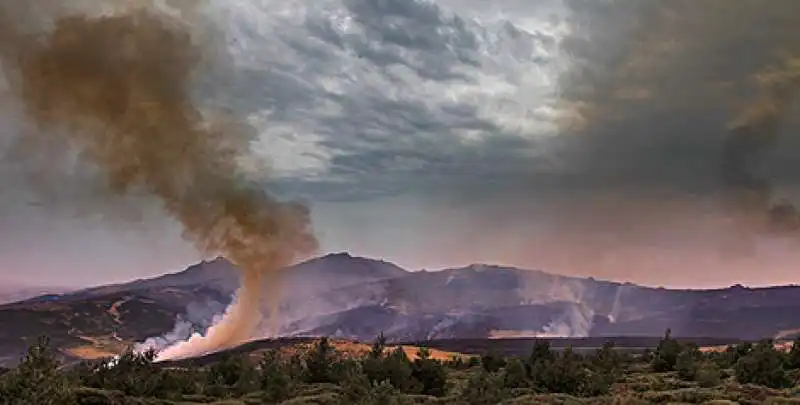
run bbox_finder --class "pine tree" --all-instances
[305,337,336,384]
[0,336,73,405]
[259,350,292,403]
[411,349,447,397]
[369,332,387,359]
[651,328,682,372]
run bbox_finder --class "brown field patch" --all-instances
[699,341,794,353]
[64,345,119,360]
[329,340,472,361]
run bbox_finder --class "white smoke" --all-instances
[427,314,463,340]
[540,303,595,338]
[607,285,628,324]
[135,319,198,354]
[134,298,226,354]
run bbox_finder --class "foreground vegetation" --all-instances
[3,330,800,404]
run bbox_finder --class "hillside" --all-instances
[2,253,800,366]
[279,265,800,342]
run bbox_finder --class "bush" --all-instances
[730,342,754,364]
[530,346,589,395]
[640,348,654,364]
[480,351,506,373]
[676,349,698,380]
[360,379,400,405]
[786,337,800,370]
[503,358,528,389]
[580,368,614,396]
[695,362,722,388]
[206,353,258,397]
[460,370,507,405]
[735,340,789,388]
[446,355,470,370]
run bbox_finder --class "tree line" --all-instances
[1,329,800,404]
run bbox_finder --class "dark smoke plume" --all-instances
[724,58,800,251]
[0,3,317,360]
[558,0,800,255]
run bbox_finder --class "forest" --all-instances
[2,330,800,404]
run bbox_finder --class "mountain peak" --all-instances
[321,252,352,260]
[464,264,495,273]
[295,252,407,277]
[201,256,228,264]
[454,263,546,276]
[304,252,404,268]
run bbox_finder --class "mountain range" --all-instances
[1,252,800,366]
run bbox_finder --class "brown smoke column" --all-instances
[0,6,317,360]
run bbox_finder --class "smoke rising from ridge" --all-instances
[0,2,317,360]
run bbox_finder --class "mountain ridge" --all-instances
[2,253,800,367]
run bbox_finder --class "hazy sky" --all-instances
[1,0,799,289]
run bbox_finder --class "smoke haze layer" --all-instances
[558,0,800,236]
[490,0,800,278]
[0,2,317,360]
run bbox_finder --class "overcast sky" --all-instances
[1,0,799,289]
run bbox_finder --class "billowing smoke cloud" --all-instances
[0,2,317,360]
[553,0,800,259]
[134,299,227,353]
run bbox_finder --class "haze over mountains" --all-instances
[0,283,74,305]
[2,252,800,366]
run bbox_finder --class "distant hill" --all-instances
[2,253,800,366]
[0,284,74,305]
